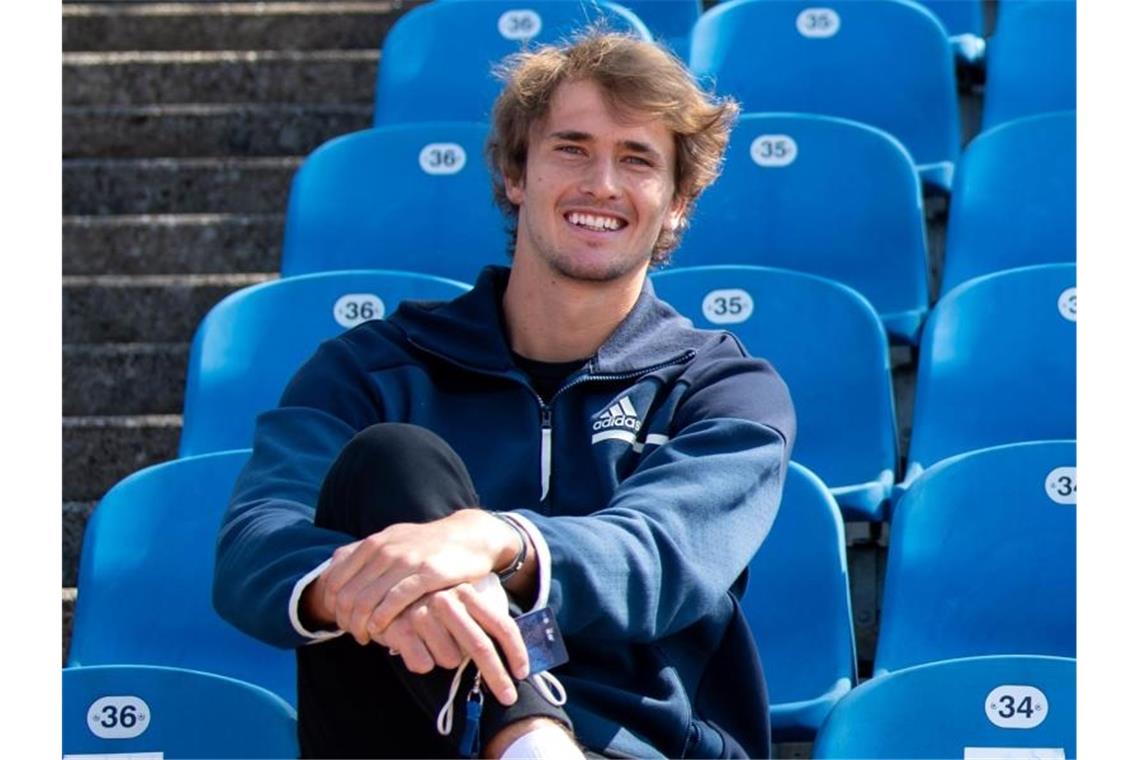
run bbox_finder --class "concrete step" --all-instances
[63,213,283,276]
[63,157,300,215]
[64,49,379,107]
[63,272,274,343]
[63,587,78,665]
[64,1,411,52]
[64,503,96,589]
[64,103,371,159]
[64,342,189,416]
[63,415,181,503]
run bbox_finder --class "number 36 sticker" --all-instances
[87,695,151,739]
[702,289,754,324]
[985,685,1049,729]
[334,293,385,329]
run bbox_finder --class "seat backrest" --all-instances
[678,112,929,342]
[67,451,298,704]
[918,0,983,36]
[619,0,701,57]
[941,111,1075,294]
[689,0,959,185]
[741,462,857,736]
[906,264,1075,478]
[180,270,471,456]
[982,0,1076,130]
[651,265,897,519]
[280,124,506,278]
[63,664,298,759]
[374,0,651,125]
[876,441,1076,675]
[814,655,1076,758]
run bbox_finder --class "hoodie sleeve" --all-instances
[212,337,384,649]
[515,348,795,642]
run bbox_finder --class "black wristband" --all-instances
[491,512,528,582]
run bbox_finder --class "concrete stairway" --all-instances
[62,0,416,660]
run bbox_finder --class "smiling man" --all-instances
[214,32,795,759]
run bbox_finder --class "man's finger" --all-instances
[367,571,441,634]
[432,592,518,706]
[457,583,529,681]
[384,616,435,675]
[406,603,465,670]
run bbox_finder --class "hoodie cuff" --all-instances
[501,512,550,613]
[289,558,345,642]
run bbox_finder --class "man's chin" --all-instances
[545,252,650,284]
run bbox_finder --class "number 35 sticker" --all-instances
[87,695,151,739]
[1045,466,1076,505]
[985,685,1049,729]
[702,289,754,324]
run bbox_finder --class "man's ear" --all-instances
[666,196,689,231]
[505,173,525,205]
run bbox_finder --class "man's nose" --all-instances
[579,157,620,199]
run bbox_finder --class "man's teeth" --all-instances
[568,212,622,231]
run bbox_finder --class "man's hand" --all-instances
[305,509,525,644]
[375,575,530,706]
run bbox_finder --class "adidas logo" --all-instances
[592,395,642,433]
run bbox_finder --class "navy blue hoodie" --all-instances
[214,265,795,758]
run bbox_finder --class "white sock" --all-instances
[498,724,585,760]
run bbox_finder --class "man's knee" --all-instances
[316,423,479,534]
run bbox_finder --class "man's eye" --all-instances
[624,155,652,166]
[556,145,584,155]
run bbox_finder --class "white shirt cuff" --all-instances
[289,558,345,642]
[501,512,550,612]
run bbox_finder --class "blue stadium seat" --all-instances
[67,451,297,705]
[280,124,506,279]
[374,0,651,125]
[919,0,983,36]
[815,655,1076,758]
[678,113,929,342]
[652,266,897,520]
[982,0,1076,130]
[181,270,471,456]
[689,0,960,192]
[941,111,1075,294]
[742,462,857,739]
[876,441,1076,675]
[905,264,1075,483]
[63,665,298,759]
[619,0,702,58]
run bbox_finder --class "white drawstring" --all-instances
[436,660,568,738]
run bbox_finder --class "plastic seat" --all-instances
[181,270,470,456]
[678,113,929,342]
[742,462,857,739]
[814,655,1076,758]
[876,441,1076,675]
[652,266,897,519]
[982,0,1075,130]
[280,124,507,279]
[63,664,298,759]
[905,264,1075,482]
[374,0,651,125]
[620,0,702,58]
[67,451,298,705]
[918,0,983,36]
[689,0,960,192]
[941,111,1075,294]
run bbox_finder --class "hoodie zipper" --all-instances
[404,335,696,504]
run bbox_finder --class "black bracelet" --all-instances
[491,512,528,582]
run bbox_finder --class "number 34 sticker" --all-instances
[985,685,1049,729]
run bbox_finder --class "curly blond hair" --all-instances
[487,30,739,265]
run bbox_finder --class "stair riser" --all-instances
[64,105,371,159]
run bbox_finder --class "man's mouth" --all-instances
[565,211,628,232]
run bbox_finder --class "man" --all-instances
[214,31,795,759]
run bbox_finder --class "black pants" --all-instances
[297,423,572,759]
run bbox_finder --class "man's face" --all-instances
[505,78,686,282]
